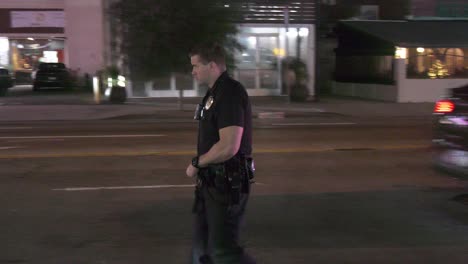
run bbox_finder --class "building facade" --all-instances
[332,20,468,102]
[324,0,468,102]
[1,0,318,98]
[139,1,318,98]
[0,0,112,85]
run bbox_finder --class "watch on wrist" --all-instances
[192,156,201,169]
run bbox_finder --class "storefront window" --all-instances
[233,25,312,93]
[407,47,468,79]
[10,38,64,70]
[7,38,65,83]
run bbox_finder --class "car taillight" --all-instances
[434,100,455,113]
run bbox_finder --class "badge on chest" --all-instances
[194,96,215,120]
[204,96,214,110]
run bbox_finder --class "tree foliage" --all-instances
[110,0,242,80]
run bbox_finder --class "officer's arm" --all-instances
[198,126,243,166]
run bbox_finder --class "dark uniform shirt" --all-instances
[197,71,252,158]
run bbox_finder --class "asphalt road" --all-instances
[1,117,468,263]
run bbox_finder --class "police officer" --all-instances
[186,43,256,264]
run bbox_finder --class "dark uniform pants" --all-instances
[191,183,256,264]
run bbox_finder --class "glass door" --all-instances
[234,34,281,95]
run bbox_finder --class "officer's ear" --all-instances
[208,61,216,69]
[211,61,223,70]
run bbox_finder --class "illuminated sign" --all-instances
[11,11,65,28]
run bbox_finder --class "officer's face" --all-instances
[191,55,211,86]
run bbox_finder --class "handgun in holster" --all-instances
[210,163,240,205]
[227,171,241,205]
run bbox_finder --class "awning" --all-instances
[338,20,468,48]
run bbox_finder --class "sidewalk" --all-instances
[251,96,434,118]
[0,94,435,122]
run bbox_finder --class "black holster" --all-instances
[197,156,252,206]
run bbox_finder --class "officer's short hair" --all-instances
[190,43,226,67]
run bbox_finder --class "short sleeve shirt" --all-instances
[197,71,252,157]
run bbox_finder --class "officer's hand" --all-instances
[186,164,198,178]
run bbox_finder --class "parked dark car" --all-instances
[0,68,14,96]
[33,63,71,91]
[433,84,468,177]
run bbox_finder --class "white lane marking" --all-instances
[271,122,356,126]
[0,146,21,150]
[53,182,266,192]
[0,127,34,130]
[0,134,166,140]
[53,184,196,191]
[255,107,325,113]
[5,139,65,143]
